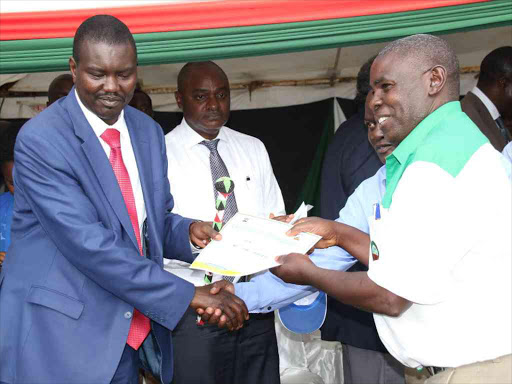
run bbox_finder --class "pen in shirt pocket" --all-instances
[374,202,381,220]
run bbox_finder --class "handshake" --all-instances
[189,280,249,331]
[188,222,249,330]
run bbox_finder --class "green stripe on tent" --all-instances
[0,0,510,74]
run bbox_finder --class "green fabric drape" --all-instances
[294,99,334,217]
[0,0,510,74]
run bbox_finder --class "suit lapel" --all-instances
[467,92,506,150]
[472,93,498,131]
[65,89,139,251]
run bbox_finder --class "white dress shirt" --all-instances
[75,90,146,239]
[471,86,500,120]
[165,118,285,285]
[503,141,512,164]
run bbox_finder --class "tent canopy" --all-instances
[0,0,510,74]
[0,0,510,118]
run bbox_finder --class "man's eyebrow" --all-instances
[117,66,136,72]
[191,87,229,93]
[85,64,135,72]
[85,65,103,71]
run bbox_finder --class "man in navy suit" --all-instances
[0,15,247,384]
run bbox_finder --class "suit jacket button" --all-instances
[124,312,132,319]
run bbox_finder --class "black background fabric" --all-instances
[0,119,28,190]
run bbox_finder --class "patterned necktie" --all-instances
[200,139,239,284]
[101,128,150,351]
[495,117,510,143]
[200,139,238,223]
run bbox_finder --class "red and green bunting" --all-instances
[0,0,510,74]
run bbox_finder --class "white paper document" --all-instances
[289,201,314,225]
[190,212,321,276]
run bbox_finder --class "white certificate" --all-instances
[190,212,321,276]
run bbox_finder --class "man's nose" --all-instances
[368,91,381,112]
[206,96,219,111]
[103,75,119,93]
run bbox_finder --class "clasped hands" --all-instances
[190,280,249,331]
[188,221,248,331]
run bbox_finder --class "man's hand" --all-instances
[0,252,5,264]
[189,221,221,249]
[270,253,316,285]
[196,280,237,324]
[287,217,338,249]
[190,283,249,331]
[269,213,294,223]
[207,279,235,295]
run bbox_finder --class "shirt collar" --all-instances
[178,118,228,149]
[388,101,461,166]
[75,89,129,140]
[377,165,387,186]
[471,86,500,120]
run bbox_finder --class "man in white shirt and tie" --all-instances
[165,61,284,384]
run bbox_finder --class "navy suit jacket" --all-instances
[0,89,195,384]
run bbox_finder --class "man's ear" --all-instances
[498,76,509,90]
[69,57,77,83]
[428,65,447,96]
[175,91,183,110]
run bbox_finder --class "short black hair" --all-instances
[478,46,512,85]
[355,55,377,106]
[379,34,460,99]
[177,61,228,92]
[0,121,23,164]
[73,15,137,64]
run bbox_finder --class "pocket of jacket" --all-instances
[26,285,84,320]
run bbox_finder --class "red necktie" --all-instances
[101,128,150,350]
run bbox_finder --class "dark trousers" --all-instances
[111,343,140,384]
[171,308,280,384]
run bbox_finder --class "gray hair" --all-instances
[378,34,460,99]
